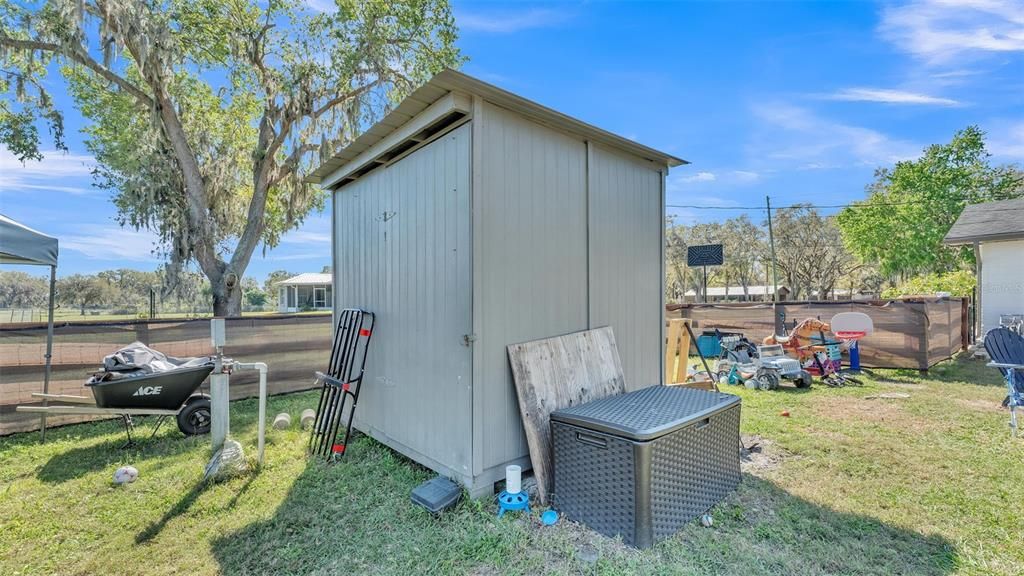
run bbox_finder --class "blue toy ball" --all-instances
[541,509,559,525]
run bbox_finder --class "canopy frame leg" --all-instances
[40,264,56,443]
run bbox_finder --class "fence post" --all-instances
[961,297,969,350]
[919,302,930,373]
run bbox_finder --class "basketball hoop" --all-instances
[831,312,873,341]
[830,312,873,373]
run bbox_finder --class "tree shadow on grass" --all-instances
[35,419,202,484]
[210,438,958,576]
[136,481,207,543]
[663,475,957,576]
[874,352,1004,389]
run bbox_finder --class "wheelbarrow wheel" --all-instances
[177,395,212,436]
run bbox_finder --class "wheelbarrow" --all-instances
[17,363,215,446]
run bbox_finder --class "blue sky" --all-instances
[1,0,1022,281]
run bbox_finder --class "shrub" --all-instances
[881,270,975,298]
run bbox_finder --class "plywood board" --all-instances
[665,318,691,384]
[506,326,625,505]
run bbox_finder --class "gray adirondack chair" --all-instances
[984,328,1024,437]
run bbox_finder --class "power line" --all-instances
[667,196,1024,212]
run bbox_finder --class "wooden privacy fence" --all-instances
[666,298,968,370]
[1,314,334,436]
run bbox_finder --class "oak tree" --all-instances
[0,0,460,315]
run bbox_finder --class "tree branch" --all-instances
[0,35,153,106]
[310,79,381,121]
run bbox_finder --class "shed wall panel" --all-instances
[588,146,664,390]
[477,102,589,470]
[333,123,473,477]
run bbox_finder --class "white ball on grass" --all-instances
[113,465,138,485]
[700,513,714,527]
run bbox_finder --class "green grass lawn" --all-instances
[1,354,1022,575]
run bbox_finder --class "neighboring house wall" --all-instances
[278,284,332,313]
[980,239,1024,335]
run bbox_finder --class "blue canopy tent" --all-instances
[0,214,58,440]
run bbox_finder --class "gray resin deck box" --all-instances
[551,386,741,548]
[308,70,686,497]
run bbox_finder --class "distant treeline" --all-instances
[0,268,308,314]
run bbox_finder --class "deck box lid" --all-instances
[550,385,740,441]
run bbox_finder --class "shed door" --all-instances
[333,123,472,476]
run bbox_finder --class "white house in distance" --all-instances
[276,273,333,313]
[944,197,1024,336]
[683,285,791,302]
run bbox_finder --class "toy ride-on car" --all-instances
[715,335,782,391]
[757,343,812,388]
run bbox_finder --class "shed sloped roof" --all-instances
[309,69,686,184]
[943,197,1024,245]
[0,213,58,266]
[278,273,332,286]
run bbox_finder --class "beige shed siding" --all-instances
[334,123,473,479]
[587,145,664,390]
[477,102,589,470]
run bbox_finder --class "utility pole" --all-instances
[767,195,782,336]
[766,195,779,302]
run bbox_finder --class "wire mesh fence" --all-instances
[1,313,333,436]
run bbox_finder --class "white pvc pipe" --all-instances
[235,362,268,465]
[506,465,522,494]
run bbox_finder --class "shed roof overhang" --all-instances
[309,69,687,188]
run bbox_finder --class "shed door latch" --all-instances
[462,333,477,346]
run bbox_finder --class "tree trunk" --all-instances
[210,273,244,317]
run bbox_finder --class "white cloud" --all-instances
[61,225,161,262]
[264,252,332,262]
[823,87,961,106]
[880,0,1024,64]
[989,120,1024,159]
[679,171,716,183]
[731,170,761,183]
[0,148,98,196]
[456,7,572,34]
[303,0,336,13]
[282,229,331,245]
[750,102,922,166]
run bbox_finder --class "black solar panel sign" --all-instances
[687,244,723,267]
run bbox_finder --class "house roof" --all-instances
[308,69,687,185]
[278,273,332,286]
[944,197,1024,245]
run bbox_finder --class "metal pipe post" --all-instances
[40,264,56,442]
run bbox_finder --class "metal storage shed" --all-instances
[310,70,686,496]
